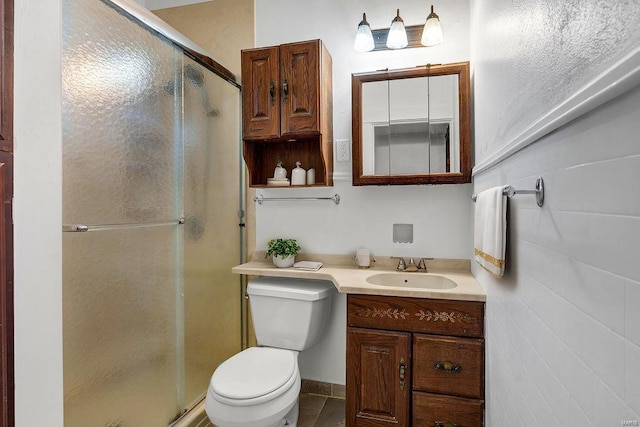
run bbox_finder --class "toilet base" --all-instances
[282,401,299,427]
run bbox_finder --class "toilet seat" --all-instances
[211,347,297,406]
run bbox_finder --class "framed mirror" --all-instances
[351,62,471,185]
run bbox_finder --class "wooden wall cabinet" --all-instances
[241,39,333,187]
[347,295,485,426]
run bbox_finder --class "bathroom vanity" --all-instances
[347,295,484,426]
[232,255,486,426]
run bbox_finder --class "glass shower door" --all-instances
[181,57,242,408]
[63,0,182,424]
[62,0,242,425]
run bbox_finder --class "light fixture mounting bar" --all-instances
[371,25,425,51]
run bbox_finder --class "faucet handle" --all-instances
[395,257,406,271]
[417,258,427,271]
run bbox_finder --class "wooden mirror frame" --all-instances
[351,62,471,185]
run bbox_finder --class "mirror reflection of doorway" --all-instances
[372,120,452,175]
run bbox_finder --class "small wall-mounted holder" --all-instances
[393,223,413,243]
[472,177,544,207]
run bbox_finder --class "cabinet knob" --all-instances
[435,421,459,427]
[399,358,406,390]
[282,77,289,103]
[434,360,462,373]
[269,81,275,106]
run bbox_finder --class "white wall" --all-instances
[254,0,471,384]
[472,0,640,425]
[14,1,64,426]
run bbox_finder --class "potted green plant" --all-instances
[266,238,301,268]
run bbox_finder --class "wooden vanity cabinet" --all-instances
[241,39,333,187]
[347,295,485,427]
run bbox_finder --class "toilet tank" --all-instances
[247,277,334,351]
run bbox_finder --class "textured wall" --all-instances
[472,0,640,425]
[473,0,640,164]
[153,0,254,77]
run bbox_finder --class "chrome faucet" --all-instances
[405,258,419,272]
[395,257,429,272]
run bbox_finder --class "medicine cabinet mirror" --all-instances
[351,62,471,185]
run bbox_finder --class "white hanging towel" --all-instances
[474,186,509,277]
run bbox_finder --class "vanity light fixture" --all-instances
[386,9,408,49]
[421,5,443,47]
[353,13,375,52]
[354,4,444,52]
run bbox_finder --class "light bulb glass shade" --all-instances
[421,5,443,47]
[386,9,408,49]
[354,13,375,52]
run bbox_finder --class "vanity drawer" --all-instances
[413,334,484,399]
[413,392,483,427]
[347,295,484,338]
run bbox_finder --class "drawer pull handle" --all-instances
[399,358,406,390]
[434,361,462,373]
[435,421,459,427]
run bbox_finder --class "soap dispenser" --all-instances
[267,160,290,186]
[273,161,287,179]
[291,161,306,186]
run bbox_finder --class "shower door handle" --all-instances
[62,218,184,232]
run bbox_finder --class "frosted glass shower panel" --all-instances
[182,57,242,406]
[63,0,180,226]
[63,226,179,426]
[63,0,244,424]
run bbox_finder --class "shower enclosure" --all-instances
[62,0,243,425]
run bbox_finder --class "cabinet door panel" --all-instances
[413,392,483,427]
[280,40,319,135]
[413,334,484,399]
[241,47,280,139]
[347,327,410,426]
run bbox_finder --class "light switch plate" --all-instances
[336,139,350,162]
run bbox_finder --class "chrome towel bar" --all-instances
[472,177,544,207]
[254,194,341,205]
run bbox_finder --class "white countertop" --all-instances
[232,254,486,302]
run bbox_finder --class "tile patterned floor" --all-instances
[204,393,345,427]
[297,393,346,427]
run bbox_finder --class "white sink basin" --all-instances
[366,273,458,290]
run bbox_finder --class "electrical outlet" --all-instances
[336,139,350,162]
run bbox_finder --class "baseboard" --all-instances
[301,379,346,399]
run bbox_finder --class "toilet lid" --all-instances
[211,347,296,400]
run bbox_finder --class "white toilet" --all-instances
[205,276,334,427]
